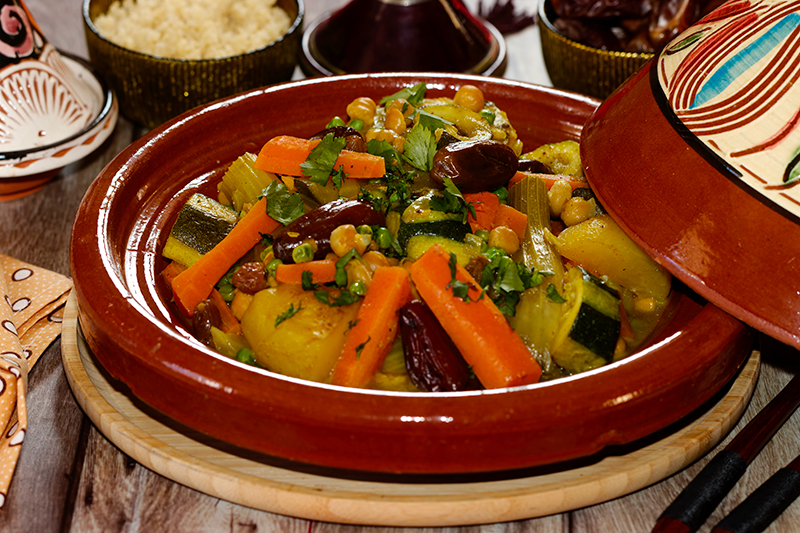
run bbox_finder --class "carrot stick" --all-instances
[509,171,588,191]
[209,289,243,336]
[493,204,528,241]
[330,266,411,388]
[171,196,281,317]
[409,245,541,389]
[254,135,386,179]
[464,191,500,233]
[275,259,337,285]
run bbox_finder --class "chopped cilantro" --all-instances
[417,110,450,132]
[275,303,302,328]
[315,288,360,307]
[429,177,476,223]
[355,336,371,360]
[261,181,304,225]
[301,270,318,291]
[403,123,437,172]
[547,283,567,303]
[379,82,427,106]
[445,252,478,302]
[300,132,346,185]
[479,110,496,124]
[334,248,360,287]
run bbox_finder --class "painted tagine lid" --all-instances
[581,0,800,350]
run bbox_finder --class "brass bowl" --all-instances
[83,0,303,128]
[538,0,653,100]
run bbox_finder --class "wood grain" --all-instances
[61,293,759,527]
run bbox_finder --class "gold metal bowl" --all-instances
[538,0,653,100]
[83,0,303,128]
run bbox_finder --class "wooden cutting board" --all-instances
[60,293,760,527]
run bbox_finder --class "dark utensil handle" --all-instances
[710,454,800,533]
[653,450,747,533]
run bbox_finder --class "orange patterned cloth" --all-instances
[0,255,72,509]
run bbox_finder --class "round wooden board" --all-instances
[61,293,760,527]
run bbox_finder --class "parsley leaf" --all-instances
[261,181,304,225]
[429,177,476,223]
[417,110,450,132]
[300,132,346,185]
[546,283,567,303]
[334,249,360,287]
[379,82,427,106]
[315,288,360,307]
[445,252,478,302]
[403,123,437,172]
[301,270,318,291]
[275,303,302,328]
[355,336,371,360]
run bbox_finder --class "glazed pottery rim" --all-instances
[538,0,655,60]
[82,0,305,65]
[0,52,115,166]
[70,72,752,473]
[300,8,506,76]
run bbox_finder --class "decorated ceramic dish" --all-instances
[582,0,800,351]
[0,0,117,199]
[70,73,753,475]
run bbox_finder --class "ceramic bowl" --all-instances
[581,0,800,351]
[300,0,506,76]
[70,73,753,475]
[538,0,653,100]
[82,0,303,129]
[0,1,117,201]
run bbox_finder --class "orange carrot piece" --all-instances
[254,135,385,179]
[161,261,187,286]
[464,191,500,234]
[209,289,243,336]
[409,245,542,389]
[275,259,337,285]
[493,204,528,241]
[330,266,411,388]
[171,196,281,317]
[509,171,588,191]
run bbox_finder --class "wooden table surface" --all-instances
[2,0,800,531]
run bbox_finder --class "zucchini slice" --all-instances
[163,193,238,267]
[396,220,471,249]
[404,234,479,265]
[551,266,621,374]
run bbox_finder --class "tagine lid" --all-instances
[581,0,800,349]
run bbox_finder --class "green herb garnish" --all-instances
[300,132,346,185]
[275,303,302,327]
[261,181,304,225]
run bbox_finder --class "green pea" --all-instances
[356,225,373,236]
[348,118,364,131]
[327,116,347,128]
[292,243,315,263]
[218,284,236,302]
[349,280,368,297]
[374,227,394,249]
[236,348,256,365]
[266,258,283,278]
[475,229,490,242]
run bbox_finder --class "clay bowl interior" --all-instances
[83,0,303,128]
[70,73,754,476]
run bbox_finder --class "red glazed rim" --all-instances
[582,62,800,351]
[70,72,753,475]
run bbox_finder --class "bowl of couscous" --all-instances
[83,0,303,128]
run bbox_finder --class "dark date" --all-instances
[192,299,221,345]
[309,126,367,153]
[399,301,477,392]
[272,198,385,263]
[430,140,519,193]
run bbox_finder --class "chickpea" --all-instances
[454,85,485,113]
[613,337,628,359]
[386,98,415,124]
[560,197,595,226]
[634,296,657,314]
[346,97,377,129]
[362,250,391,272]
[548,180,573,218]
[384,107,407,135]
[487,225,520,255]
[365,128,405,151]
[345,258,373,287]
[330,224,370,257]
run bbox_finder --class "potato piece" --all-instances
[554,214,671,303]
[241,285,360,382]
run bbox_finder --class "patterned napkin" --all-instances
[0,255,72,509]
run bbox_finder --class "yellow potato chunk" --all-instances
[240,284,360,382]
[554,214,671,303]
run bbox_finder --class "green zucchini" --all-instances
[405,234,479,266]
[551,266,621,374]
[163,193,238,267]
[396,219,470,249]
